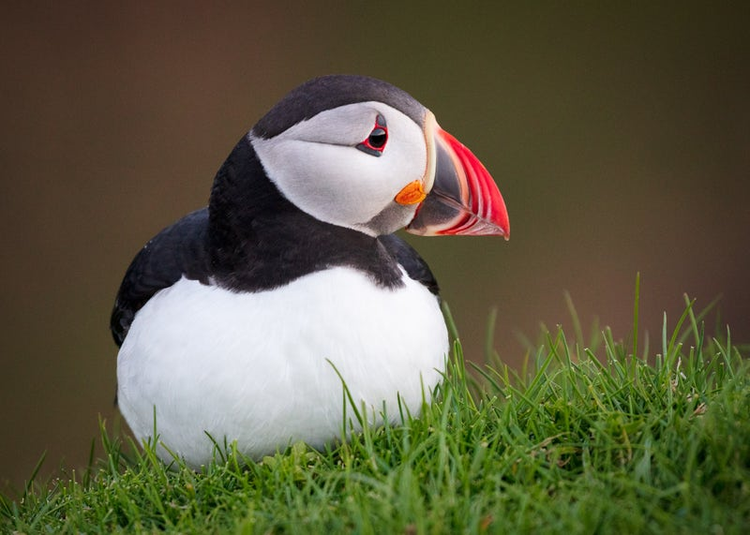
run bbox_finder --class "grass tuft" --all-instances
[2,297,749,534]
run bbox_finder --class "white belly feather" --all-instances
[116,266,448,467]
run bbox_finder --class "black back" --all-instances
[110,209,211,346]
[110,137,439,347]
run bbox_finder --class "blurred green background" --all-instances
[2,3,748,492]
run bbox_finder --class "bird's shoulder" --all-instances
[110,208,211,346]
[378,234,440,296]
[111,212,440,346]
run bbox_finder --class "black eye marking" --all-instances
[356,114,388,156]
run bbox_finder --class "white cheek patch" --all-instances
[255,139,384,222]
[283,106,374,145]
[251,102,427,234]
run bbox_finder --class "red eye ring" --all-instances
[356,114,388,157]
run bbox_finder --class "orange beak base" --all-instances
[394,180,427,206]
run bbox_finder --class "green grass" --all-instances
[2,295,749,534]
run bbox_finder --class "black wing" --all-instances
[378,233,440,296]
[110,208,212,346]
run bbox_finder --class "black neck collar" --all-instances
[207,137,404,292]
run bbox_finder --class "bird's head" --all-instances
[248,75,509,239]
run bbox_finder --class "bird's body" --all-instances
[114,207,447,467]
[119,265,446,466]
[112,75,509,466]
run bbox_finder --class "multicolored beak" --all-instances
[406,119,509,238]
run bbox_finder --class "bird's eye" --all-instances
[367,128,387,148]
[356,114,388,156]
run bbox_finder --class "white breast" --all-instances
[116,266,448,467]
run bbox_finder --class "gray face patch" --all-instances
[362,201,418,236]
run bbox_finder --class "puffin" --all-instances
[111,75,509,467]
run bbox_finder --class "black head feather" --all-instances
[252,75,426,139]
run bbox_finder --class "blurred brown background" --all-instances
[2,3,748,492]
